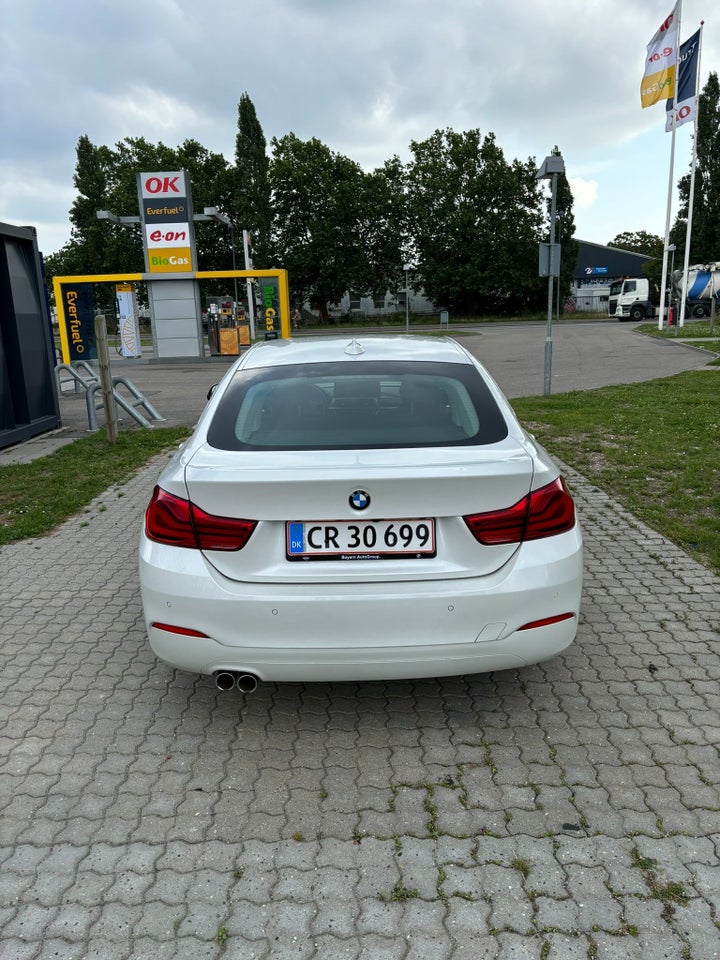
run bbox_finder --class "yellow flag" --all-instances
[640,2,680,108]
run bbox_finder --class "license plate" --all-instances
[286,519,436,560]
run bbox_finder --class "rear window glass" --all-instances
[206,361,508,450]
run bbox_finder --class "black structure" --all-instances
[0,222,60,450]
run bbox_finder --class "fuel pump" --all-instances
[206,296,250,355]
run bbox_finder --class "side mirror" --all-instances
[207,383,218,401]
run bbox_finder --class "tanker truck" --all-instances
[671,262,720,319]
[608,263,718,321]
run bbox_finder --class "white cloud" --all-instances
[89,85,201,136]
[568,177,599,210]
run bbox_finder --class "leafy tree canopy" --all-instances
[270,134,406,318]
[48,96,581,320]
[405,129,547,315]
[607,231,663,257]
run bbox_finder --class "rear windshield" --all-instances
[206,360,509,450]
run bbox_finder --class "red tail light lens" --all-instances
[145,487,196,548]
[144,486,257,551]
[191,502,257,551]
[464,477,575,545]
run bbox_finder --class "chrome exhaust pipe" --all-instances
[213,671,259,693]
[236,673,259,694]
[214,671,236,691]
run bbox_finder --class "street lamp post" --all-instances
[536,153,565,397]
[403,264,411,334]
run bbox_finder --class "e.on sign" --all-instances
[140,171,189,200]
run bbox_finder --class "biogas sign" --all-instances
[137,170,196,274]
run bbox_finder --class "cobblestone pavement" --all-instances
[1,456,719,960]
[1,323,719,958]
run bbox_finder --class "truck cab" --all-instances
[608,278,658,321]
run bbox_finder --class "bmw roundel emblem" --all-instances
[349,490,370,511]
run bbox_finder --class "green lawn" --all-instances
[0,427,190,545]
[512,371,720,575]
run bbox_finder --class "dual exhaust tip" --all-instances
[214,670,259,693]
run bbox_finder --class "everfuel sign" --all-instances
[260,278,281,339]
[137,171,196,274]
[60,283,96,360]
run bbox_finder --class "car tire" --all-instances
[692,303,707,319]
[629,306,645,322]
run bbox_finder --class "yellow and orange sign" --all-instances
[148,247,193,273]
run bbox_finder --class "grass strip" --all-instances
[636,321,720,340]
[0,427,190,545]
[512,371,720,575]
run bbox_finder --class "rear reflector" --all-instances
[518,613,575,631]
[463,477,575,545]
[151,622,209,638]
[145,486,257,551]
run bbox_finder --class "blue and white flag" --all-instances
[666,29,701,131]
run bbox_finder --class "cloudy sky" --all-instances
[1,0,716,258]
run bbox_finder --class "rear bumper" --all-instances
[139,528,583,682]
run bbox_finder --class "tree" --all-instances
[230,93,272,267]
[607,230,664,286]
[607,231,663,257]
[270,134,403,318]
[405,129,544,316]
[65,135,119,274]
[353,157,408,303]
[49,135,232,275]
[110,136,230,272]
[675,71,720,261]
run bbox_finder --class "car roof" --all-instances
[238,335,473,369]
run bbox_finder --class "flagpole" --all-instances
[678,22,704,328]
[657,0,682,331]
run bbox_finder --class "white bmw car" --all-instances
[139,335,583,690]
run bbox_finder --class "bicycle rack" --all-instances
[55,362,166,432]
[55,361,99,395]
[86,377,166,431]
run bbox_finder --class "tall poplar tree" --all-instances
[231,92,272,266]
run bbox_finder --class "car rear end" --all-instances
[139,337,583,683]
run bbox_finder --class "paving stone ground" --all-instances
[1,323,719,958]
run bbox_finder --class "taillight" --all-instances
[524,477,576,541]
[464,477,575,545]
[191,502,256,551]
[145,487,196,548]
[144,486,257,551]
